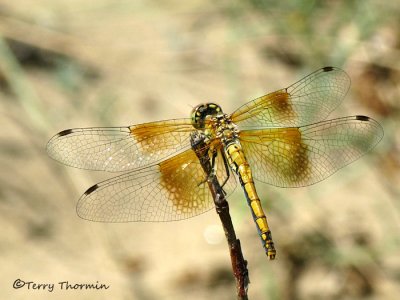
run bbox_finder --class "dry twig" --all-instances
[191,131,250,300]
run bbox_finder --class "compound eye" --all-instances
[191,104,206,129]
[191,103,223,129]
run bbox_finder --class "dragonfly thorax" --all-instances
[212,114,240,144]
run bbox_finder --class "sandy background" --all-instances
[0,1,399,299]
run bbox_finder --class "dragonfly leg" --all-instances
[210,149,218,177]
[196,148,219,187]
[220,150,231,190]
[209,149,229,196]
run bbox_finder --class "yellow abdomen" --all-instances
[224,141,276,259]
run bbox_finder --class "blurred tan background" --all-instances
[0,1,399,299]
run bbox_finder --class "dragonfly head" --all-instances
[191,103,223,129]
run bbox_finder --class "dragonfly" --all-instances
[47,66,383,260]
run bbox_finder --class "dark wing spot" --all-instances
[57,129,73,137]
[84,184,99,195]
[356,115,370,122]
[323,66,334,72]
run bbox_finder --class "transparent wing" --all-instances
[231,67,350,128]
[239,116,383,187]
[46,119,195,172]
[77,148,237,222]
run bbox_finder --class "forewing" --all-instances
[46,119,194,172]
[76,148,237,222]
[231,67,350,128]
[239,116,383,187]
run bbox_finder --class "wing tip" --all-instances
[355,115,384,140]
[77,184,100,221]
[57,129,74,137]
[83,184,100,196]
[355,115,370,122]
[322,66,335,72]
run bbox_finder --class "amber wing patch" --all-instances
[239,116,383,187]
[47,118,194,172]
[231,67,350,128]
[239,127,310,187]
[77,147,237,222]
[159,150,210,217]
